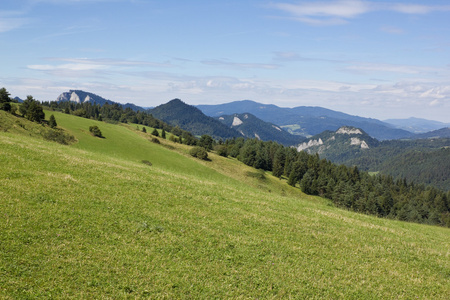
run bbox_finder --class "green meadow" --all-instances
[1,110,449,298]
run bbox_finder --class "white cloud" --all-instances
[45,57,172,68]
[270,0,450,26]
[28,63,105,71]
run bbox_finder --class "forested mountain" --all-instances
[299,130,450,191]
[217,113,304,146]
[150,99,242,140]
[56,90,146,112]
[296,126,379,161]
[384,117,450,133]
[197,100,412,140]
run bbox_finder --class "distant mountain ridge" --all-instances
[411,127,450,139]
[197,100,413,140]
[384,117,450,133]
[56,90,145,111]
[217,113,304,146]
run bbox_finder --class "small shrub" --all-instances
[190,146,208,160]
[42,128,76,145]
[89,125,104,138]
[141,160,152,166]
[151,137,160,144]
[215,145,228,157]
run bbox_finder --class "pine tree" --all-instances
[49,114,57,128]
[161,129,166,139]
[151,128,159,137]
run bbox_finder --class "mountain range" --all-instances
[197,100,412,140]
[54,90,450,143]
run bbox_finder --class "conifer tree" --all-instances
[49,114,57,128]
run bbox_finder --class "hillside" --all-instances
[197,100,413,140]
[150,99,242,140]
[1,110,450,298]
[217,113,304,146]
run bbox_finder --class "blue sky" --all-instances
[1,0,449,122]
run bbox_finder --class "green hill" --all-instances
[1,110,449,298]
[150,99,241,140]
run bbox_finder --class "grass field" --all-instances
[1,110,449,298]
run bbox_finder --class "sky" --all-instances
[1,0,450,122]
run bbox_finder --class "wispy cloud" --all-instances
[0,18,29,33]
[343,62,441,75]
[380,26,404,35]
[270,0,450,26]
[201,59,279,70]
[0,9,30,33]
[26,57,173,78]
[273,51,342,63]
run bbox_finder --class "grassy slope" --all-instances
[0,110,449,299]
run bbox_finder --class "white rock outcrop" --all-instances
[337,127,362,135]
[232,116,243,126]
[297,138,323,151]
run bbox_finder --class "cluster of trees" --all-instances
[1,88,49,123]
[216,137,450,227]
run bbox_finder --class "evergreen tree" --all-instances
[151,128,159,137]
[161,128,166,139]
[0,87,10,103]
[0,87,11,111]
[142,126,147,133]
[272,148,286,178]
[49,114,57,128]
